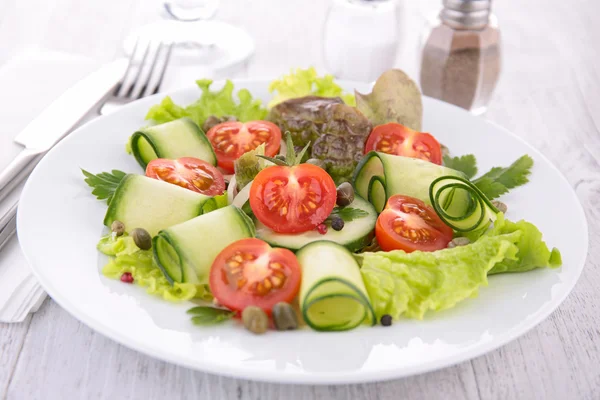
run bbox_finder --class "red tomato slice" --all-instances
[209,238,301,314]
[365,123,442,165]
[206,121,282,173]
[146,157,225,196]
[249,164,337,234]
[376,195,453,252]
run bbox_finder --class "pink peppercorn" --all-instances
[120,272,134,284]
[316,224,327,235]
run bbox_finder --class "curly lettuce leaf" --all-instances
[145,79,267,128]
[97,234,139,256]
[145,96,189,124]
[355,69,423,131]
[98,235,197,302]
[485,213,562,274]
[268,67,355,108]
[358,234,519,320]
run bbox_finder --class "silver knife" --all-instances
[0,205,16,252]
[0,59,127,193]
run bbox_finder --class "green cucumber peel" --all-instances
[429,175,499,232]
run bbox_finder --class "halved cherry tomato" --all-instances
[206,121,282,173]
[146,157,225,196]
[365,123,442,165]
[209,238,301,314]
[376,195,453,253]
[249,164,336,233]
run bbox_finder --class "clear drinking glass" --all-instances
[123,0,254,71]
[322,0,400,82]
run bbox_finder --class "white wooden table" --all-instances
[1,0,599,398]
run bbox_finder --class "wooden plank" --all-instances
[0,316,33,398]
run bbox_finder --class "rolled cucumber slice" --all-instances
[255,194,376,252]
[429,175,499,232]
[130,118,217,169]
[153,205,255,285]
[297,241,376,331]
[104,174,220,237]
[353,151,468,213]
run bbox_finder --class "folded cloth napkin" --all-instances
[0,49,100,323]
[0,47,243,323]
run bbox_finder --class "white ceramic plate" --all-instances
[17,80,588,384]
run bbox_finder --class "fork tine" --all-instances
[149,42,173,95]
[113,38,141,96]
[137,42,163,99]
[123,40,151,98]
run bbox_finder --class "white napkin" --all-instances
[0,49,100,323]
[0,47,244,323]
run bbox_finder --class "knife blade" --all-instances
[0,59,127,193]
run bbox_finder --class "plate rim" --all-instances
[16,80,589,385]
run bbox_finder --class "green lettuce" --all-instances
[268,67,355,108]
[97,234,139,256]
[486,213,562,274]
[355,69,423,131]
[98,235,197,302]
[145,79,267,128]
[358,234,519,320]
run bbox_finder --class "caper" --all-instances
[131,228,152,250]
[272,302,298,331]
[242,306,268,334]
[336,182,355,207]
[331,216,344,231]
[380,314,392,327]
[306,158,325,169]
[111,220,125,236]
[491,200,508,213]
[202,115,221,132]
[448,237,470,248]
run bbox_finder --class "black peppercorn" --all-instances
[331,216,344,231]
[380,314,392,326]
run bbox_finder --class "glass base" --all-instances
[469,106,488,116]
[122,20,254,70]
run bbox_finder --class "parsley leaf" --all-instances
[81,169,127,205]
[475,155,534,189]
[327,207,369,223]
[471,177,508,199]
[443,154,478,179]
[187,306,235,325]
[474,155,534,199]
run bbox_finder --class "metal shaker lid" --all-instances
[441,0,492,30]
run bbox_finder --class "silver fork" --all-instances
[100,39,173,115]
[0,38,174,250]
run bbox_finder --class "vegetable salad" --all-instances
[83,67,561,334]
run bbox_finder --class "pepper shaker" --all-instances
[419,0,501,115]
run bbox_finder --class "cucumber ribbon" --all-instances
[429,175,499,232]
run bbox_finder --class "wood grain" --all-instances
[1,0,600,399]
